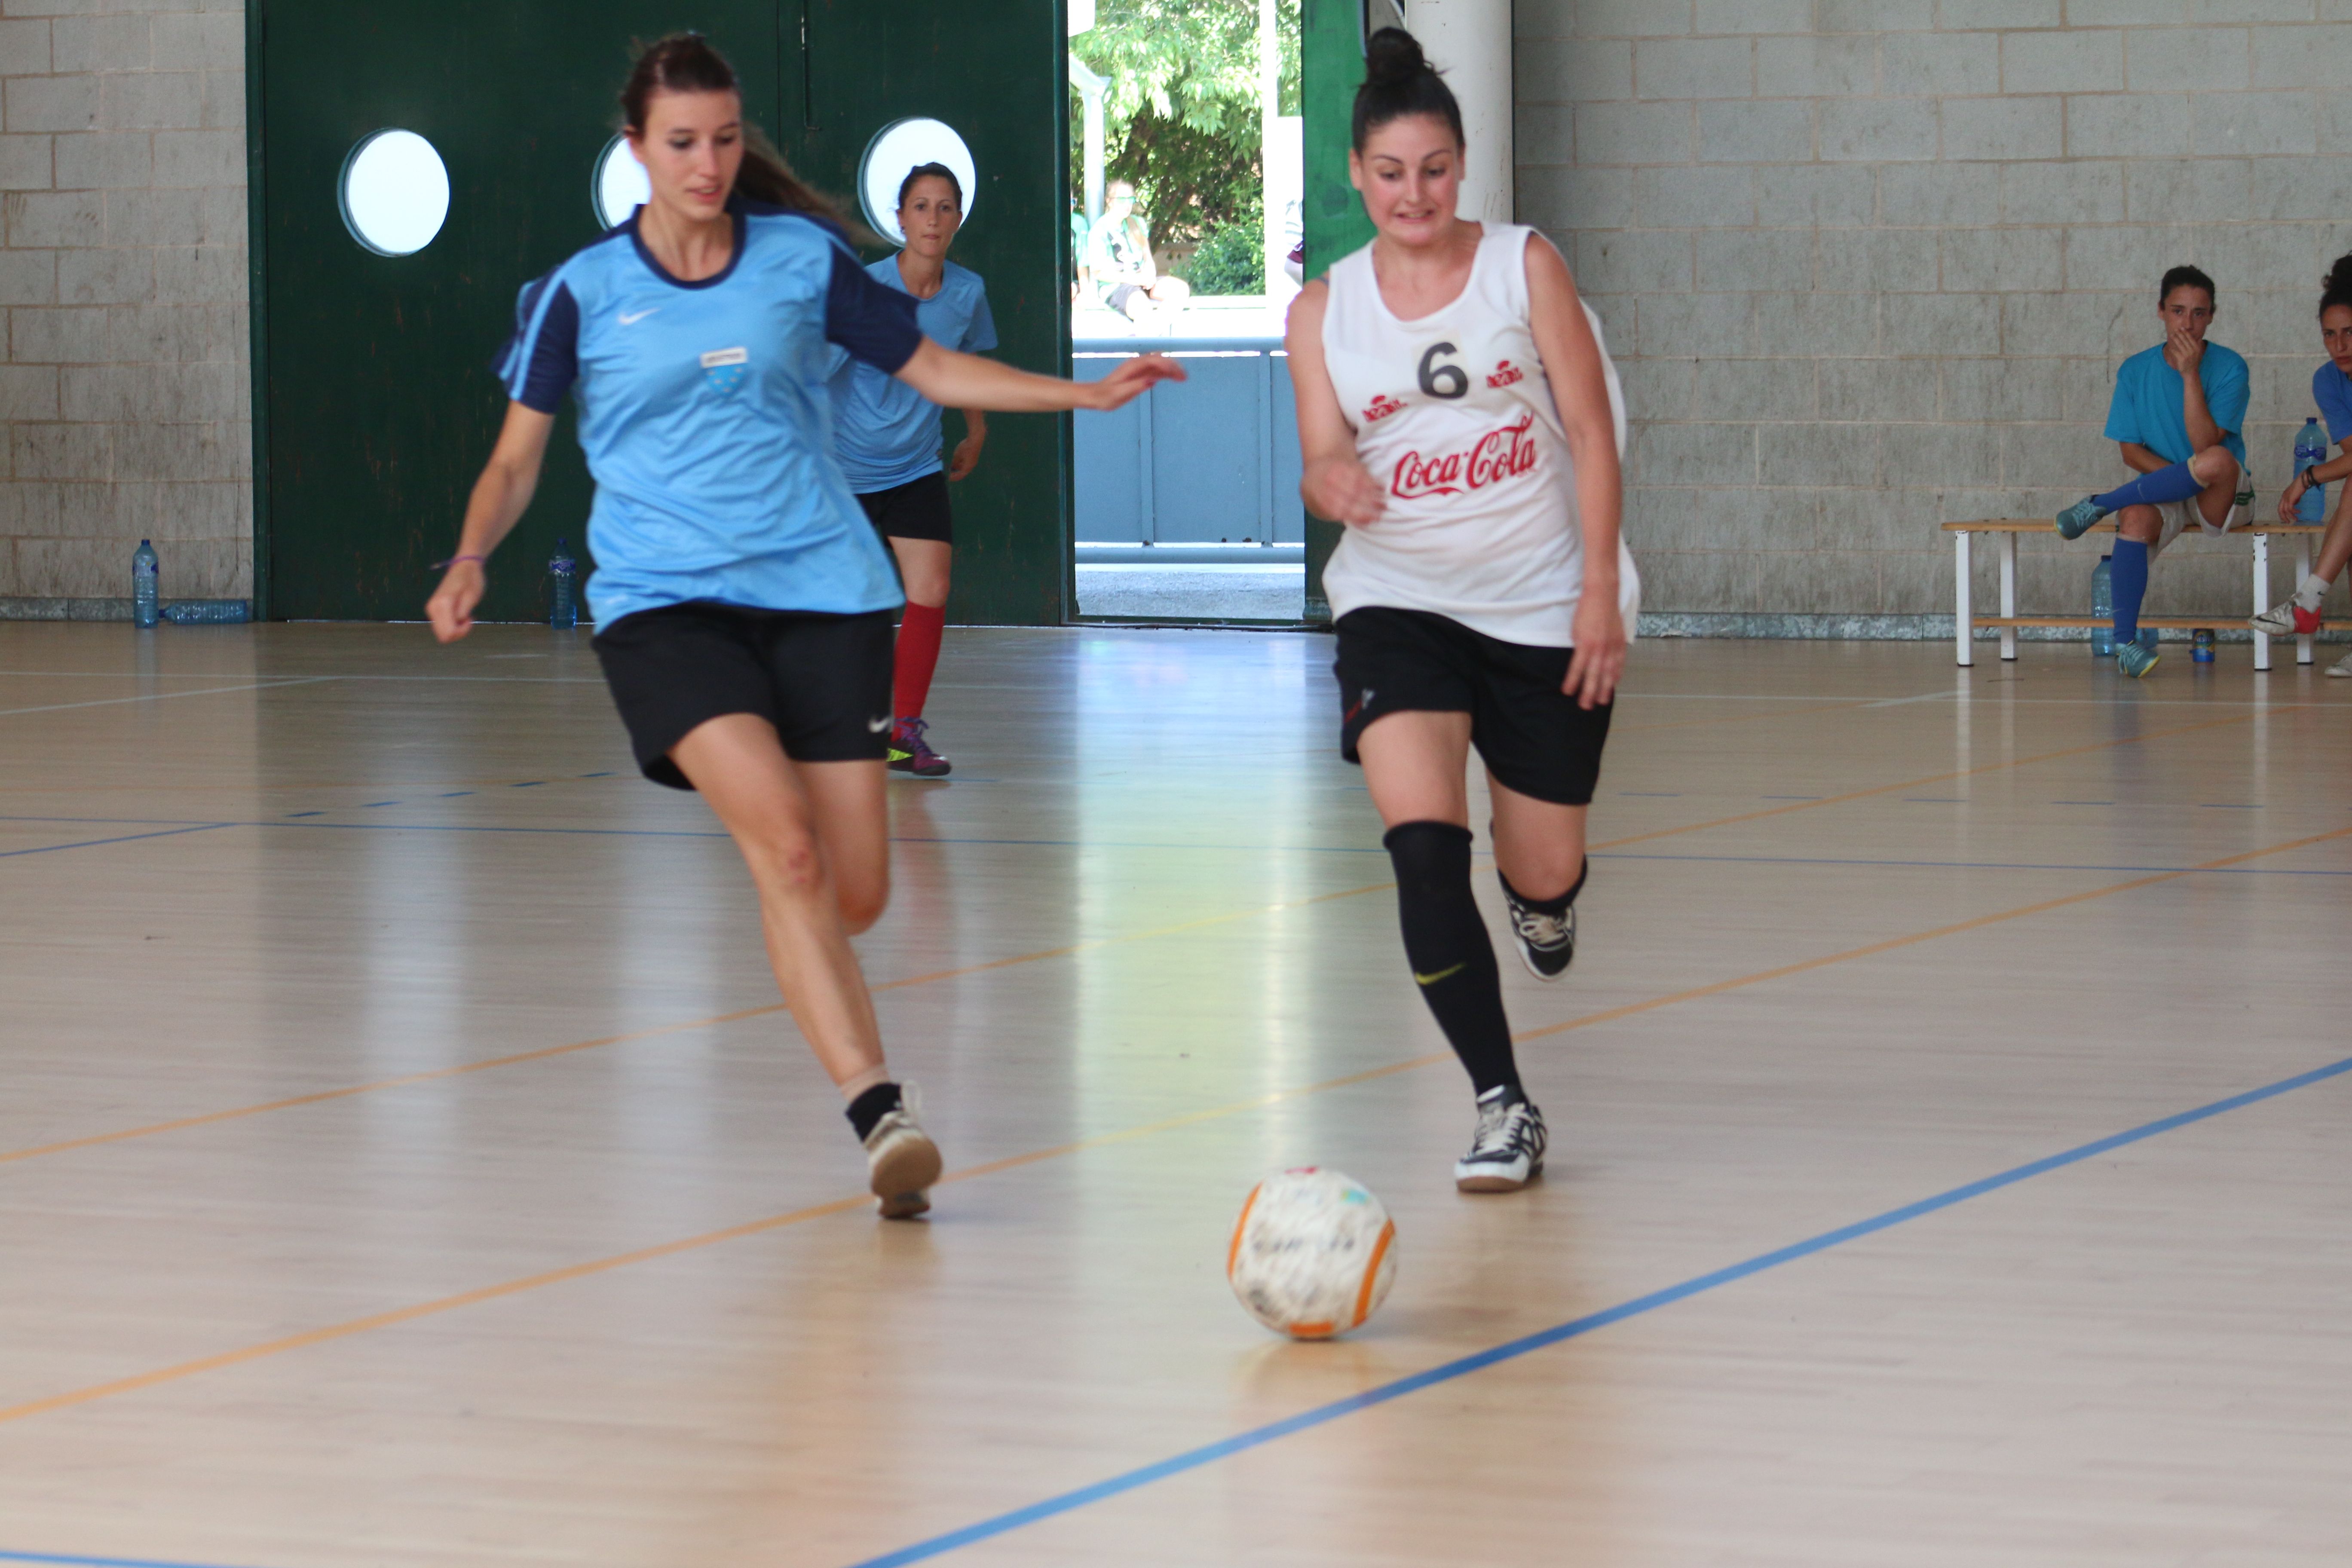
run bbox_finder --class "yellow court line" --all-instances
[0,882,1394,1168]
[0,705,2261,1168]
[6,819,2343,1430]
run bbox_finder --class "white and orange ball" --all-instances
[1226,1167,1398,1339]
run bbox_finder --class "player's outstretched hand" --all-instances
[1303,455,1385,527]
[426,560,485,643]
[1086,353,1186,410]
[1565,591,1626,710]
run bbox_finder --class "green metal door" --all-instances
[788,1,1072,628]
[252,2,1070,625]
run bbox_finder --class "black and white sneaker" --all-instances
[1454,1086,1547,1193]
[1502,882,1576,981]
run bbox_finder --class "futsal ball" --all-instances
[1226,1167,1398,1339]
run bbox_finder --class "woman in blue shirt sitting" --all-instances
[424,34,1178,1221]
[829,162,995,778]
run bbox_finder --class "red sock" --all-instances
[893,602,945,720]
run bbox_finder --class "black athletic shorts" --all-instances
[591,600,895,790]
[857,470,953,545]
[1332,606,1612,807]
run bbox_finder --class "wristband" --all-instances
[433,553,487,569]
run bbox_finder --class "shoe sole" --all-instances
[887,761,952,778]
[1513,939,1571,983]
[1455,1160,1543,1194]
[870,1132,943,1220]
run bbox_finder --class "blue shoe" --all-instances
[2115,639,2159,678]
[2055,498,2107,540]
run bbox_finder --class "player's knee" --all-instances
[2117,503,2162,540]
[837,870,889,933]
[740,821,828,900]
[1383,820,1474,897]
[2191,447,2238,486]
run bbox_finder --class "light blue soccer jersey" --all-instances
[2104,340,2249,468]
[827,257,997,493]
[494,200,923,628]
[2312,361,2352,446]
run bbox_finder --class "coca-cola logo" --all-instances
[1390,413,1539,500]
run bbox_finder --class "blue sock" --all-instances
[2110,539,2149,642]
[2092,462,2204,513]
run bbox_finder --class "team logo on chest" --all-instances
[1486,359,1524,389]
[1390,413,1539,500]
[700,346,749,395]
[1362,393,1406,424]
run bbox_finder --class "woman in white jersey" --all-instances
[424,36,1178,1220]
[1285,29,1635,1194]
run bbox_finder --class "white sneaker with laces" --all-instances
[1454,1086,1548,1194]
[2329,651,2352,679]
[863,1085,942,1219]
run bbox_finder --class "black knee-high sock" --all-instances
[1384,821,1519,1096]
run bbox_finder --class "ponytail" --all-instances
[618,33,867,238]
[1353,28,1463,151]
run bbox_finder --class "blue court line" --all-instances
[0,824,228,860]
[848,1051,2352,1568]
[0,1551,270,1568]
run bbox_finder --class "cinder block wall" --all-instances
[0,3,247,612]
[1517,1,2352,627]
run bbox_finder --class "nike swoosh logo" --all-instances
[1413,962,1466,986]
[867,716,893,733]
[618,308,659,326]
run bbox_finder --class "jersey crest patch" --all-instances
[700,346,750,394]
[1485,360,1524,389]
[1362,393,1405,425]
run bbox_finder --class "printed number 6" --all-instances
[1418,342,1469,400]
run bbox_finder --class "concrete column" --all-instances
[1403,0,1512,224]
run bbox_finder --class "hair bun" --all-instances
[1364,26,1430,86]
[2327,251,2352,294]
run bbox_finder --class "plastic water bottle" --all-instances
[2193,627,2215,663]
[2294,418,2328,523]
[548,538,577,629]
[131,539,158,628]
[2091,554,2114,657]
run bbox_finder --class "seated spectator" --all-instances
[2053,264,2248,678]
[1087,181,1191,322]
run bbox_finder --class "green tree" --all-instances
[1072,0,1299,258]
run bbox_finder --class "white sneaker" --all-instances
[863,1088,942,1219]
[2328,652,2352,679]
[1453,1086,1548,1194]
[2250,600,2324,637]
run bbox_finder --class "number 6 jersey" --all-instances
[1319,223,1639,647]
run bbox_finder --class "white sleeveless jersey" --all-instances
[1319,224,1639,647]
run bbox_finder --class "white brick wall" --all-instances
[1518,1,2352,623]
[0,0,247,608]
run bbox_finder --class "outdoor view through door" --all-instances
[1070,0,1307,623]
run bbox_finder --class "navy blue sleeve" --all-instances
[824,246,922,374]
[493,276,580,413]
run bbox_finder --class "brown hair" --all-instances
[619,34,855,230]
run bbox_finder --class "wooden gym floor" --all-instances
[1,621,2347,1568]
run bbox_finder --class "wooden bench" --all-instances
[1943,519,2327,670]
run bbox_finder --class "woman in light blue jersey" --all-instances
[830,161,994,778]
[424,34,1178,1221]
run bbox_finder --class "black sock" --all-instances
[1384,821,1519,1097]
[1499,857,1585,916]
[845,1081,902,1142]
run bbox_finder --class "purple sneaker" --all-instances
[888,717,951,778]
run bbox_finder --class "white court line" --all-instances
[0,677,335,718]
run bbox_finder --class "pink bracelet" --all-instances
[433,553,487,569]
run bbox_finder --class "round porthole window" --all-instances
[858,118,977,246]
[593,134,650,229]
[339,129,450,257]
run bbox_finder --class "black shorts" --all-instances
[591,601,895,790]
[857,471,953,545]
[1332,606,1612,807]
